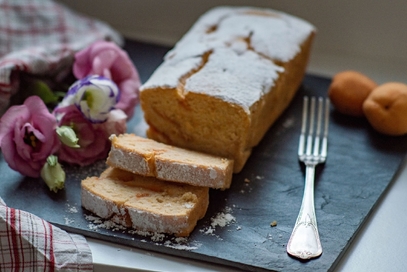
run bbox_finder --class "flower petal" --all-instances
[91,50,118,76]
[0,105,30,143]
[73,46,92,78]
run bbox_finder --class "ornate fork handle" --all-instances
[286,163,322,259]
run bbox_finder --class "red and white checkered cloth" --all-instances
[0,0,123,114]
[0,0,125,269]
[0,198,93,271]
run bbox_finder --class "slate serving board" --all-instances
[1,40,407,272]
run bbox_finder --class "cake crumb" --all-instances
[244,178,250,183]
[270,220,277,227]
[282,117,295,128]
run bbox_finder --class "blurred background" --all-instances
[57,0,407,84]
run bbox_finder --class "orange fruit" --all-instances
[363,82,407,136]
[328,70,377,116]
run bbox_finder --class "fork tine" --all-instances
[321,98,330,158]
[306,97,316,156]
[313,97,323,156]
[299,97,330,159]
[298,96,308,156]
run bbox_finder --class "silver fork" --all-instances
[286,96,330,260]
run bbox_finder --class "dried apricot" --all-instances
[328,70,377,116]
[363,82,407,136]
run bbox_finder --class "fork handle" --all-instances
[286,164,322,259]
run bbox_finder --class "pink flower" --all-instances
[54,105,126,166]
[73,40,141,118]
[0,96,60,177]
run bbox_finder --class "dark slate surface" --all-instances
[1,40,407,272]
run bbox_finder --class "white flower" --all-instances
[60,75,120,123]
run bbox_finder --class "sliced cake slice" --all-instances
[81,167,209,237]
[107,134,234,189]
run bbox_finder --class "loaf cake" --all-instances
[106,134,234,189]
[140,6,316,172]
[81,167,209,237]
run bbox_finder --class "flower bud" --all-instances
[68,75,120,123]
[56,126,80,148]
[41,155,65,193]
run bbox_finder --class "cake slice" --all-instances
[140,6,316,173]
[107,134,234,189]
[81,167,209,237]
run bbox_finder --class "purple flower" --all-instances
[0,96,60,177]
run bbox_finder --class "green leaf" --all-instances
[31,80,59,104]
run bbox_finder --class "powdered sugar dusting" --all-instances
[64,217,74,225]
[184,203,194,209]
[200,206,236,236]
[83,204,238,249]
[66,203,78,214]
[63,203,79,226]
[141,6,315,110]
[163,239,200,251]
[85,214,125,231]
[211,212,236,228]
[209,168,217,179]
[84,214,201,251]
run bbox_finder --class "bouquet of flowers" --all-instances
[0,41,141,192]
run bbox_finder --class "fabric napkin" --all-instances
[0,0,127,270]
[0,0,123,115]
[0,198,93,271]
